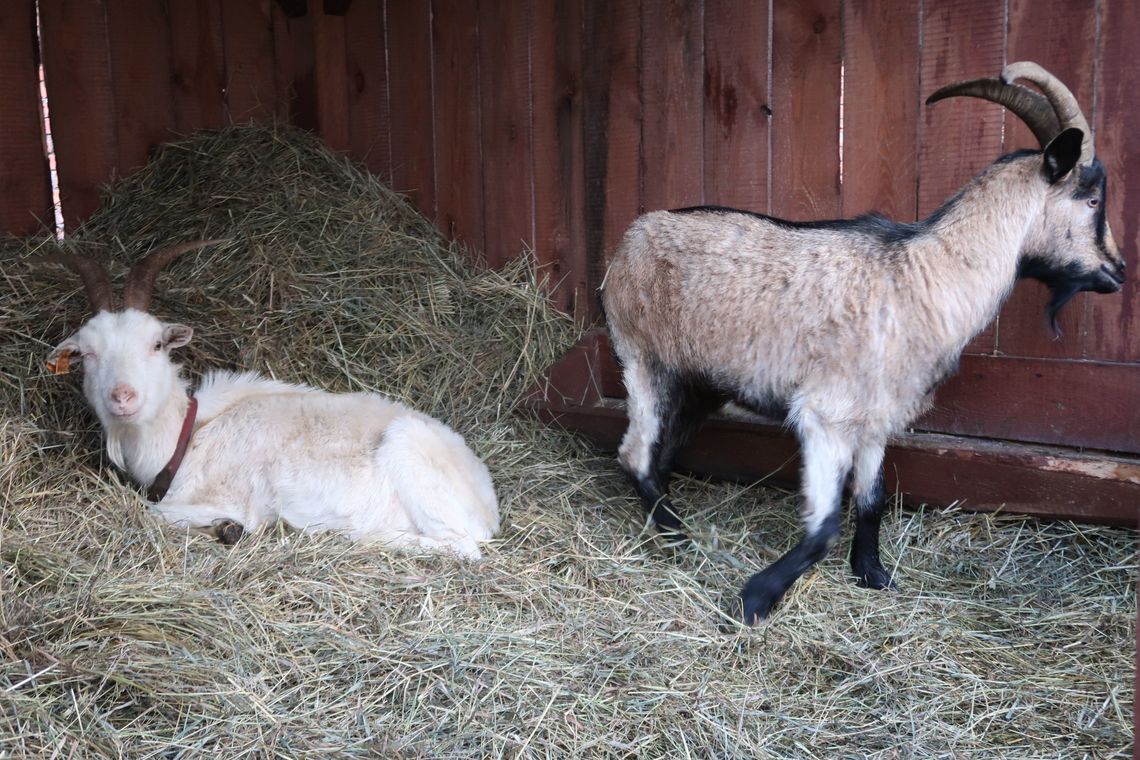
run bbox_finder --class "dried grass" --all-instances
[0,124,1134,759]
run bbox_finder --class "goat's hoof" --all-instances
[740,570,787,624]
[853,560,896,591]
[214,519,245,545]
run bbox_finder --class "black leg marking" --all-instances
[741,509,841,622]
[849,471,896,591]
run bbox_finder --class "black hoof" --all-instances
[853,558,897,591]
[740,569,787,624]
[651,507,688,544]
[214,519,245,545]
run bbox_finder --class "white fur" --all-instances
[50,311,499,558]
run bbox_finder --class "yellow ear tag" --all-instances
[46,350,72,376]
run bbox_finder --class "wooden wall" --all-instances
[0,0,1138,458]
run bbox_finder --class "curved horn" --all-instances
[27,251,115,315]
[1001,61,1094,163]
[123,239,227,312]
[926,77,1062,149]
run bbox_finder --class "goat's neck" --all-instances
[106,385,192,488]
[916,159,1043,348]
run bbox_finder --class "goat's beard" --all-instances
[1045,282,1082,338]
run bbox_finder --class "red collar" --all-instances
[146,396,198,502]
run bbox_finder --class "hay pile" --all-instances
[0,124,1134,758]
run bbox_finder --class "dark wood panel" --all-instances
[344,0,391,182]
[703,0,769,212]
[524,332,1140,526]
[273,5,316,130]
[39,0,118,231]
[1087,0,1140,362]
[0,0,52,236]
[222,0,277,122]
[313,8,350,152]
[532,0,586,317]
[640,0,704,212]
[386,0,434,217]
[168,0,226,133]
[479,0,534,268]
[770,0,841,220]
[840,0,919,220]
[994,0,1097,360]
[106,0,176,173]
[432,0,483,252]
[581,0,641,320]
[918,0,1005,353]
[918,354,1140,454]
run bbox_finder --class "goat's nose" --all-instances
[111,384,137,405]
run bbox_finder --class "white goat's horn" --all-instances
[1001,61,1094,164]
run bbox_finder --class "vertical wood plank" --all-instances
[532,0,586,316]
[222,0,277,122]
[39,0,118,230]
[313,7,351,152]
[770,0,842,220]
[993,0,1097,360]
[0,0,52,236]
[840,0,919,220]
[918,0,1005,353]
[640,0,703,212]
[703,0,769,212]
[582,0,641,319]
[432,0,483,254]
[386,0,435,218]
[479,0,534,268]
[1087,0,1140,361]
[168,0,226,133]
[344,0,391,182]
[105,0,176,173]
[272,4,316,130]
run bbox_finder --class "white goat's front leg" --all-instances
[849,443,896,590]
[150,501,252,544]
[741,412,852,622]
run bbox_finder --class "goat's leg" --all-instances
[849,444,896,590]
[617,353,692,538]
[151,501,252,541]
[741,414,851,622]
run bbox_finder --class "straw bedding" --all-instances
[0,124,1134,758]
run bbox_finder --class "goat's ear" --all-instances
[46,336,81,375]
[1042,127,1083,184]
[162,323,193,350]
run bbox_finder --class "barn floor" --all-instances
[0,125,1134,759]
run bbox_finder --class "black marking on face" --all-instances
[1018,257,1117,335]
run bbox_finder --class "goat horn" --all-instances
[1001,61,1094,164]
[123,239,228,312]
[925,77,1061,150]
[26,251,115,315]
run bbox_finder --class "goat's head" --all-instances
[37,241,222,428]
[927,61,1126,334]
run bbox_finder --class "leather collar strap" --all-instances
[146,396,198,502]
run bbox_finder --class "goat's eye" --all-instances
[1088,198,1099,208]
[153,341,163,352]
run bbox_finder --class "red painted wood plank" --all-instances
[272,4,316,131]
[1087,0,1140,362]
[918,354,1140,454]
[105,0,176,173]
[581,0,641,321]
[344,0,391,182]
[313,8,350,152]
[840,0,919,220]
[222,0,277,122]
[993,0,1097,360]
[918,0,1004,353]
[770,0,841,221]
[432,0,483,255]
[479,0,534,268]
[703,0,769,212]
[0,0,52,236]
[532,0,586,316]
[39,0,118,231]
[640,0,703,212]
[386,0,434,218]
[168,0,226,133]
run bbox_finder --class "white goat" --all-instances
[38,242,500,558]
[601,62,1126,621]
